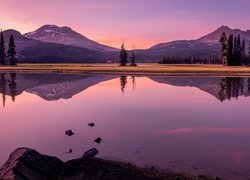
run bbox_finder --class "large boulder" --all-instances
[0,147,64,180]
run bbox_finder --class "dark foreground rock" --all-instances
[0,148,219,180]
[0,147,64,180]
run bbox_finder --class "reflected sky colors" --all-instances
[1,0,250,48]
[1,75,250,179]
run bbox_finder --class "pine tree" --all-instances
[219,32,227,65]
[236,34,242,65]
[233,36,238,65]
[119,42,128,66]
[130,52,137,66]
[248,42,250,65]
[241,39,246,65]
[7,35,17,66]
[0,30,6,65]
[226,34,234,66]
[249,42,250,57]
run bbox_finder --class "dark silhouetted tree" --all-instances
[226,34,234,66]
[247,42,250,65]
[219,32,227,65]
[0,30,6,65]
[130,45,137,66]
[7,35,17,66]
[8,73,17,102]
[119,42,128,66]
[236,34,242,65]
[249,42,250,57]
[130,52,137,66]
[233,36,238,65]
[241,39,246,65]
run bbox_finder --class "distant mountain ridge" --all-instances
[143,26,250,60]
[24,25,118,52]
[2,25,250,63]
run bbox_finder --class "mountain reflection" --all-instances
[1,73,250,107]
[150,76,250,102]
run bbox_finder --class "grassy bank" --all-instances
[1,63,250,76]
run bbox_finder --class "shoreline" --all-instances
[1,64,250,77]
[0,147,220,180]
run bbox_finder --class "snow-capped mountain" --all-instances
[3,25,250,63]
[3,29,108,63]
[24,25,118,52]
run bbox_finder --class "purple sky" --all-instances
[1,0,250,49]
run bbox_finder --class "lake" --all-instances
[0,73,250,179]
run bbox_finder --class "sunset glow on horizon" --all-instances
[1,0,250,49]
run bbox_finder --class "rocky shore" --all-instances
[0,148,220,180]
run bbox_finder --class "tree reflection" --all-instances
[0,73,18,107]
[131,76,136,91]
[218,77,244,101]
[8,73,17,102]
[0,73,7,107]
[120,76,127,94]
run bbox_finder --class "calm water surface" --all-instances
[0,73,250,179]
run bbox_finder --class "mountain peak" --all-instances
[217,25,231,31]
[24,25,117,52]
[197,26,250,45]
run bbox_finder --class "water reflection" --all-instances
[0,73,17,107]
[0,74,7,107]
[218,77,244,101]
[1,74,250,179]
[120,76,127,94]
[151,76,250,102]
[1,74,250,107]
[8,73,17,102]
[120,76,136,94]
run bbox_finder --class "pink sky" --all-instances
[1,0,250,49]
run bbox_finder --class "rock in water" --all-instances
[83,148,99,158]
[95,137,102,144]
[65,130,74,136]
[88,123,95,127]
[0,147,64,180]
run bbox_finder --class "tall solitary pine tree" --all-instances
[119,42,128,66]
[7,35,17,66]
